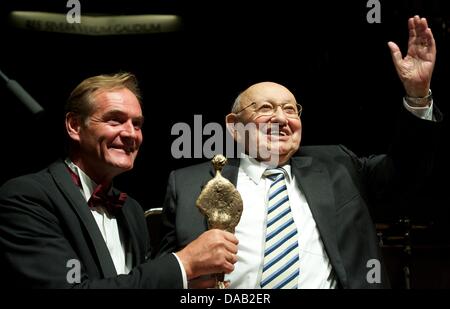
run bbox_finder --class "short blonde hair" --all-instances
[65,72,141,124]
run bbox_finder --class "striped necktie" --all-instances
[260,168,300,289]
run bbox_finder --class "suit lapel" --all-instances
[115,199,143,266]
[291,156,348,286]
[49,161,117,278]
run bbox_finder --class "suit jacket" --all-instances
[0,160,183,288]
[158,108,443,289]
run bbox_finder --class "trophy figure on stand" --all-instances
[196,154,243,288]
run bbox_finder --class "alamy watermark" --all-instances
[366,0,381,24]
[170,115,283,166]
[66,258,81,284]
[66,1,381,25]
[366,258,381,284]
[66,0,81,24]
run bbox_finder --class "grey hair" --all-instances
[231,92,243,113]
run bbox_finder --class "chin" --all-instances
[274,146,292,156]
[119,161,134,170]
[107,158,134,171]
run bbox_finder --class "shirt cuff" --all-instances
[172,252,188,289]
[403,98,435,121]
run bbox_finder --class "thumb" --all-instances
[387,41,403,67]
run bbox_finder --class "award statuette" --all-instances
[196,154,243,288]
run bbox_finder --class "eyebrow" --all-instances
[259,100,296,105]
[103,109,145,123]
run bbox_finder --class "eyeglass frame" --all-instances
[234,101,303,118]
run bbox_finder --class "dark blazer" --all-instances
[0,160,183,288]
[158,108,443,289]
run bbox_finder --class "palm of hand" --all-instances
[399,47,435,91]
[388,16,436,98]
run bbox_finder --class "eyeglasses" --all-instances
[235,101,302,118]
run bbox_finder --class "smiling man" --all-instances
[65,80,144,184]
[0,72,238,288]
[158,16,443,288]
[226,82,302,167]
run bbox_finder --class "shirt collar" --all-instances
[239,154,292,184]
[64,158,97,202]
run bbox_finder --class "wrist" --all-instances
[405,89,432,107]
[175,250,194,279]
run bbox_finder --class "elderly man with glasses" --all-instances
[157,16,443,289]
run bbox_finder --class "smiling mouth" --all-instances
[265,126,289,137]
[268,130,287,137]
[111,146,135,154]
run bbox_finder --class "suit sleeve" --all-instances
[388,105,443,191]
[339,106,443,215]
[156,171,179,257]
[0,176,183,288]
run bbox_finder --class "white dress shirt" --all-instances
[224,156,337,288]
[65,159,132,275]
[403,98,434,121]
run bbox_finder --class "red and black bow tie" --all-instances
[67,166,127,213]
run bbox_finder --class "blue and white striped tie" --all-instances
[260,168,299,289]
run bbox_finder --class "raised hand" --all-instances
[388,15,436,99]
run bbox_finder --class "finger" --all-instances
[415,17,428,38]
[421,17,429,30]
[223,240,238,254]
[222,261,235,274]
[421,27,436,53]
[226,252,238,264]
[208,229,238,245]
[416,19,435,51]
[223,231,239,245]
[188,277,217,289]
[427,28,436,51]
[412,15,422,40]
[408,17,417,47]
[387,41,402,65]
[408,17,415,37]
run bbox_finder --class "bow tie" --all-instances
[88,183,127,214]
[67,166,127,213]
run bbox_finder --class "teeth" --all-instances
[113,147,133,153]
[262,128,287,136]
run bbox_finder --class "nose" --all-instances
[270,106,288,125]
[121,120,142,149]
[121,120,138,140]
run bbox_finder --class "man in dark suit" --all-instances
[0,72,238,288]
[157,16,443,288]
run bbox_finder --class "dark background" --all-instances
[0,0,449,288]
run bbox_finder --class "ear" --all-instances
[225,113,238,141]
[65,112,82,142]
